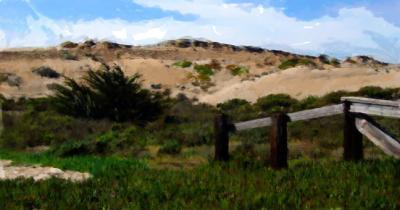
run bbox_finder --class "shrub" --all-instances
[158,140,182,155]
[60,41,78,48]
[0,73,22,87]
[294,96,319,111]
[207,59,222,71]
[356,86,396,100]
[227,65,249,76]
[60,51,78,61]
[193,64,215,82]
[52,65,168,123]
[173,60,192,68]
[32,66,61,79]
[217,99,250,111]
[194,64,214,76]
[0,73,7,83]
[52,139,93,157]
[255,94,298,113]
[330,58,341,67]
[318,54,330,64]
[279,58,317,70]
[317,90,351,105]
[51,127,147,157]
[0,109,113,149]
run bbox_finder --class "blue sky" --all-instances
[0,0,399,63]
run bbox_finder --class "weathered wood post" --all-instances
[269,113,290,169]
[343,101,363,161]
[214,113,231,161]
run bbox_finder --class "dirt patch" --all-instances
[0,160,91,182]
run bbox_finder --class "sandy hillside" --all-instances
[0,39,398,104]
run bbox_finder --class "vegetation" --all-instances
[279,58,317,70]
[194,64,214,77]
[60,50,79,61]
[255,94,298,113]
[51,64,168,123]
[0,73,7,84]
[0,149,399,209]
[318,55,341,67]
[2,85,400,209]
[158,140,182,155]
[32,66,61,79]
[173,60,192,68]
[206,59,222,71]
[60,41,78,48]
[227,65,249,76]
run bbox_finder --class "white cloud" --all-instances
[112,28,128,40]
[1,0,400,63]
[133,27,167,41]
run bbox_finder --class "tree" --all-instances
[52,64,167,123]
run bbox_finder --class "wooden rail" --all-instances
[235,104,344,131]
[342,97,400,119]
[214,97,400,169]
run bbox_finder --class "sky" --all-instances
[0,0,399,63]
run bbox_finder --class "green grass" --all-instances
[0,149,399,209]
[173,60,192,68]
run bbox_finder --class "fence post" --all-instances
[214,113,231,161]
[269,112,290,169]
[343,101,363,161]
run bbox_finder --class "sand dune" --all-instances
[0,39,399,104]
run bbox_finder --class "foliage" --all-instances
[194,64,214,77]
[318,54,330,64]
[255,94,298,113]
[158,140,182,155]
[0,73,7,84]
[0,110,113,149]
[173,60,192,68]
[279,58,317,70]
[52,65,168,123]
[356,86,398,100]
[32,66,61,79]
[60,41,78,48]
[206,59,222,71]
[51,127,147,157]
[227,65,250,76]
[60,50,78,61]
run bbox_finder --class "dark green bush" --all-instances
[218,99,250,111]
[0,110,113,149]
[255,94,298,113]
[32,66,61,78]
[158,140,182,155]
[52,65,168,123]
[356,86,398,100]
[52,127,147,157]
[279,58,317,70]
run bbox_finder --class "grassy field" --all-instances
[0,148,400,210]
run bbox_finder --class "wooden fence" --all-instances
[214,97,400,169]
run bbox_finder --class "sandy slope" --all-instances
[199,66,400,104]
[0,40,399,104]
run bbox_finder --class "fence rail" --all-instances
[215,97,400,169]
[235,104,344,131]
